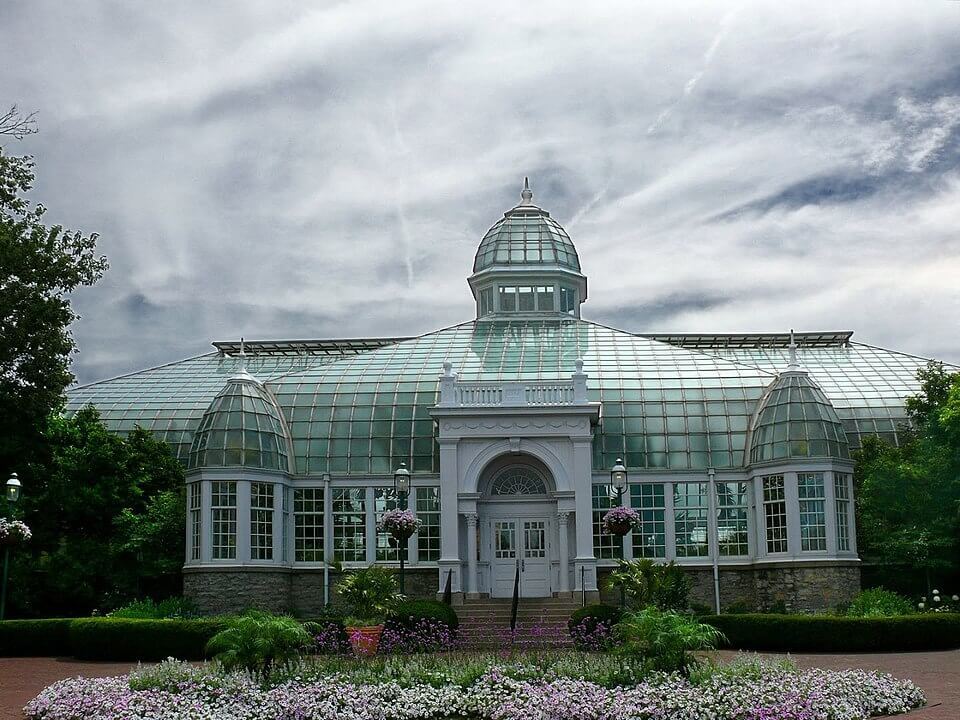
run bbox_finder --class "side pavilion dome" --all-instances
[188,366,292,472]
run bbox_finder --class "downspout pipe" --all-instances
[323,472,331,607]
[707,467,721,615]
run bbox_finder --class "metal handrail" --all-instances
[442,569,452,605]
[510,560,520,632]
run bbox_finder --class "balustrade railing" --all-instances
[438,361,590,408]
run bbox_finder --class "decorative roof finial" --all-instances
[239,337,246,372]
[520,176,533,205]
[787,328,799,370]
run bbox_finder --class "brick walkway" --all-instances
[2,651,957,719]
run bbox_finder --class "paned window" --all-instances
[294,488,324,562]
[535,285,554,311]
[189,483,201,561]
[489,466,547,495]
[333,488,366,562]
[210,481,237,560]
[674,482,708,557]
[479,286,494,316]
[416,487,441,562]
[498,286,517,312]
[517,286,535,311]
[592,485,622,559]
[762,475,788,553]
[798,472,827,551]
[630,483,665,558]
[834,473,851,552]
[250,482,274,561]
[716,481,749,556]
[375,487,400,561]
[559,286,576,314]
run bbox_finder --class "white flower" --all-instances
[952,595,959,601]
[921,596,926,601]
[934,596,942,602]
[918,603,925,609]
[932,589,940,594]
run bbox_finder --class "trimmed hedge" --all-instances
[387,599,459,631]
[0,619,74,657]
[69,618,227,661]
[703,613,960,652]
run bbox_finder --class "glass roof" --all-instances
[66,322,947,475]
[748,372,849,463]
[706,344,939,450]
[473,207,581,273]
[188,378,291,471]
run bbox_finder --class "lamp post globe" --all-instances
[5,473,21,504]
[610,458,627,504]
[394,462,411,509]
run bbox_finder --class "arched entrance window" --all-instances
[488,465,548,496]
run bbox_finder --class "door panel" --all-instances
[520,520,550,597]
[491,521,519,597]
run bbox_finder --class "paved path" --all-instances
[2,651,958,719]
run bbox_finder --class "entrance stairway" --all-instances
[456,596,581,649]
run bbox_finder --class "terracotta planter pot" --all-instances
[346,624,384,656]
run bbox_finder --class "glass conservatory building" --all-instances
[67,180,949,613]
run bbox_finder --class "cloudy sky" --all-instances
[3,1,959,385]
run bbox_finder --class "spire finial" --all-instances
[787,328,799,370]
[520,176,533,205]
[239,337,247,372]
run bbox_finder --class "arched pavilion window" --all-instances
[488,465,548,496]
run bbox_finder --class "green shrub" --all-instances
[70,618,226,660]
[0,619,73,657]
[604,559,690,611]
[568,603,624,634]
[206,611,319,675]
[613,608,724,674]
[109,597,198,619]
[387,599,459,630]
[337,566,401,625]
[703,613,960,652]
[846,588,913,617]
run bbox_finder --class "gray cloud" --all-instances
[2,0,959,385]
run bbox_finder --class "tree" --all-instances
[0,105,37,139]
[9,407,185,616]
[854,362,960,592]
[0,110,108,476]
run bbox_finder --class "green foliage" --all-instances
[846,588,913,618]
[336,566,402,625]
[0,619,73,656]
[109,597,198,619]
[688,652,798,686]
[69,618,226,661]
[604,559,690,610]
[568,603,624,634]
[703,613,960,651]
[612,608,724,674]
[9,407,185,617]
[206,611,318,675]
[387,599,458,630]
[0,146,107,476]
[855,363,960,587]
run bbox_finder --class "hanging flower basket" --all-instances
[377,509,421,542]
[0,518,31,548]
[602,506,639,536]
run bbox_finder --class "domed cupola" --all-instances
[747,334,850,464]
[469,178,587,319]
[188,348,292,472]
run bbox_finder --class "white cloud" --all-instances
[1,0,959,383]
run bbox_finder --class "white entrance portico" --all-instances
[430,361,600,600]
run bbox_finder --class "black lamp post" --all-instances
[394,462,411,594]
[610,458,627,505]
[1,473,23,621]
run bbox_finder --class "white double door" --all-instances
[489,516,551,597]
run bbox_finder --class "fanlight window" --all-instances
[489,466,548,496]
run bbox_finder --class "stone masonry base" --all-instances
[184,566,440,616]
[597,561,860,613]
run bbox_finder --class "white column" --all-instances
[557,511,571,594]
[784,471,801,557]
[465,513,479,595]
[438,439,462,593]
[237,480,251,563]
[572,439,597,592]
[823,470,838,556]
[272,481,284,564]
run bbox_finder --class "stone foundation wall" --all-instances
[185,566,440,616]
[596,562,859,612]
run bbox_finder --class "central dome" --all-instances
[472,179,581,273]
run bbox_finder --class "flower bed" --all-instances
[25,656,925,720]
